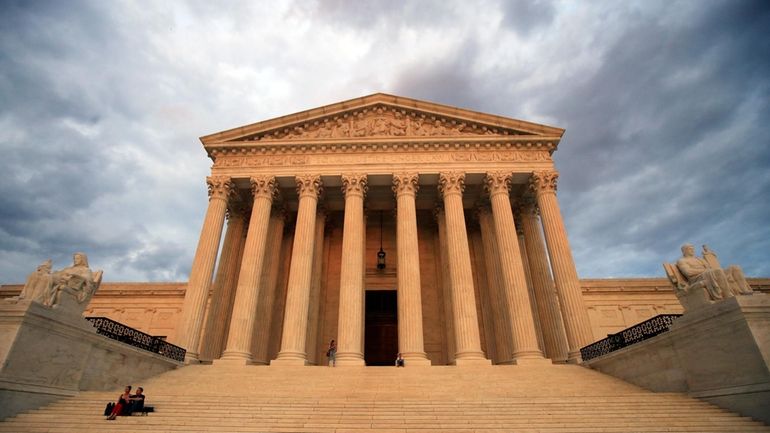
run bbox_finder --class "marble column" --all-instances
[250,206,287,365]
[515,211,546,353]
[530,170,593,362]
[393,173,431,366]
[476,204,514,364]
[434,205,456,365]
[305,207,327,365]
[273,175,323,365]
[335,173,367,366]
[438,172,489,365]
[199,203,247,361]
[485,172,544,362]
[178,176,233,363]
[219,176,278,364]
[519,199,569,362]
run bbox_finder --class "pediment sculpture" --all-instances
[9,252,103,314]
[663,244,752,312]
[242,105,520,142]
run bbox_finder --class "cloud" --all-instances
[0,0,768,284]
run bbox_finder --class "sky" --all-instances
[1,0,768,283]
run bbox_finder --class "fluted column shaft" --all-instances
[220,176,278,363]
[178,176,232,362]
[476,206,513,364]
[336,174,367,366]
[250,207,287,364]
[520,200,568,362]
[200,207,247,360]
[438,172,488,364]
[393,174,430,366]
[530,170,593,362]
[273,175,323,365]
[485,172,544,362]
[305,208,327,365]
[434,206,456,364]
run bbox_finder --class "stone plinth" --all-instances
[586,294,770,424]
[0,300,180,420]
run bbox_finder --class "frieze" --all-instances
[214,150,552,168]
[239,104,526,142]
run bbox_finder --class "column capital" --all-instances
[392,173,419,197]
[438,171,465,197]
[341,173,368,198]
[250,175,279,201]
[296,174,323,199]
[529,170,559,196]
[226,200,248,221]
[207,176,234,202]
[484,171,513,197]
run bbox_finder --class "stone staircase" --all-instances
[2,363,768,432]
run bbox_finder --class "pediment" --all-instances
[200,93,564,145]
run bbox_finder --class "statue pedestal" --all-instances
[586,294,770,423]
[0,300,180,420]
[0,301,97,420]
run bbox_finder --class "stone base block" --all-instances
[512,357,552,366]
[454,358,492,366]
[270,357,310,366]
[586,294,770,423]
[0,300,180,420]
[402,357,432,367]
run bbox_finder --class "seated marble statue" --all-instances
[664,244,752,312]
[41,252,103,311]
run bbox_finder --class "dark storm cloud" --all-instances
[0,0,767,284]
[541,0,770,276]
[500,0,555,37]
[0,1,205,282]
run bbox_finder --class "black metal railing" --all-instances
[580,314,682,362]
[86,317,186,362]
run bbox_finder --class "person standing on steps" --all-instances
[326,339,337,367]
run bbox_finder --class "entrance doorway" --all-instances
[364,290,398,366]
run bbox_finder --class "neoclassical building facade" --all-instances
[173,94,603,366]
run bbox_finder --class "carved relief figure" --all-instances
[16,259,53,303]
[352,112,370,137]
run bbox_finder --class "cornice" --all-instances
[207,136,561,162]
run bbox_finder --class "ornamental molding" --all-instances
[213,148,552,169]
[208,139,558,163]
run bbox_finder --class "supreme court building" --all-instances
[174,93,597,367]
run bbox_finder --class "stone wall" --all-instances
[0,301,181,420]
[2,277,767,358]
[585,294,770,424]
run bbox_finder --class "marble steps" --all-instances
[2,364,768,432]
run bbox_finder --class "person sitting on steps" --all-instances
[396,353,405,367]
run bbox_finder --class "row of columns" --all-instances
[177,170,593,365]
